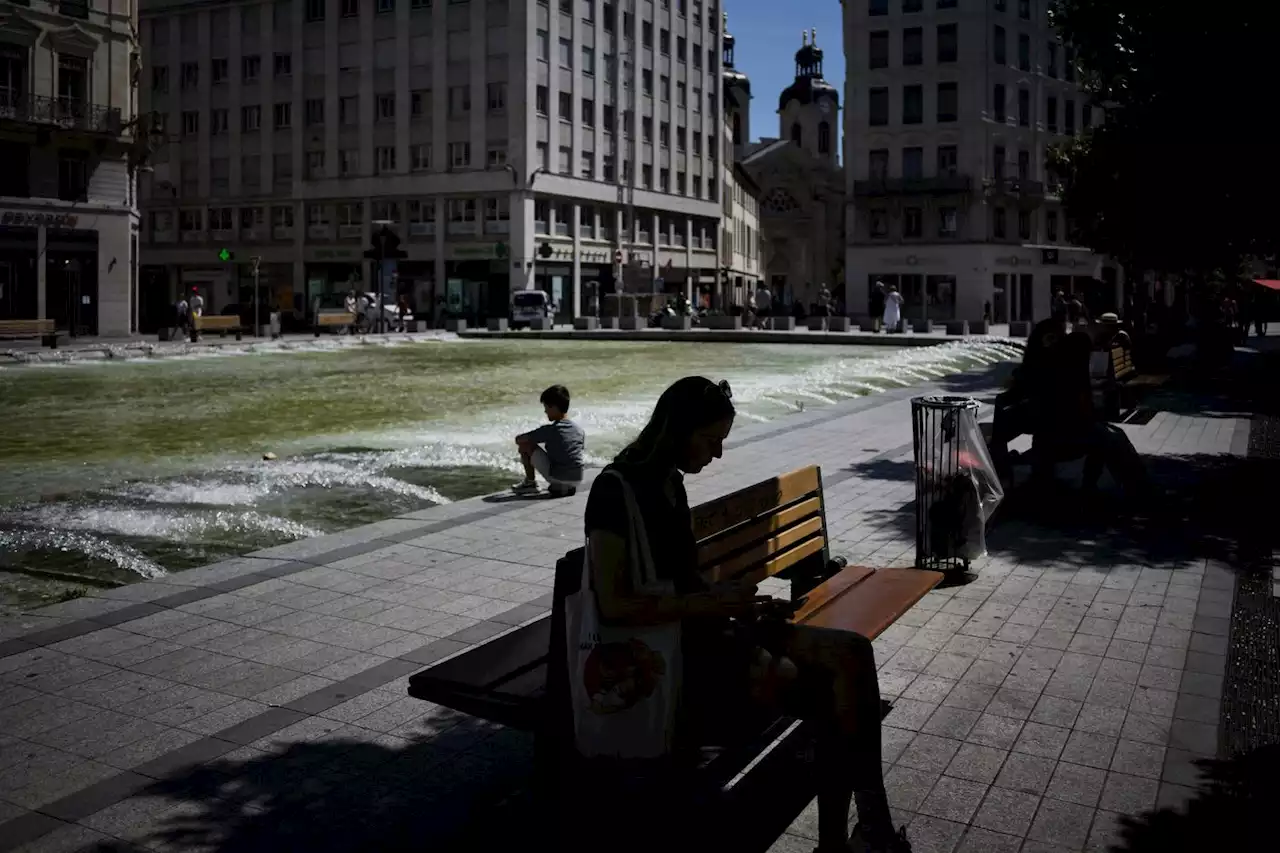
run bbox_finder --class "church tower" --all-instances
[778,29,839,167]
[721,12,752,162]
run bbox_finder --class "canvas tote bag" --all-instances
[566,470,682,759]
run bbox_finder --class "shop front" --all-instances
[446,242,514,323]
[45,229,100,337]
[303,248,364,320]
[0,225,38,322]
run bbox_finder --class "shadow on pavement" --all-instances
[1111,744,1280,852]
[853,451,1276,570]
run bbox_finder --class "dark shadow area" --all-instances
[1112,745,1280,852]
[842,457,916,483]
[481,491,559,503]
[855,452,1278,570]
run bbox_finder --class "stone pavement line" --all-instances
[0,375,978,852]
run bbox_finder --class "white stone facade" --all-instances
[842,0,1120,325]
[0,0,140,337]
[137,0,729,329]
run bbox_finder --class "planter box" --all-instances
[529,317,552,331]
[858,316,880,333]
[661,315,692,330]
[912,319,934,334]
[770,317,796,331]
[704,315,742,330]
[969,319,990,335]
[446,318,467,332]
[412,320,428,333]
[600,316,619,329]
[945,320,969,336]
[573,317,599,330]
[806,317,828,332]
[486,318,509,331]
[157,327,174,342]
[619,315,644,330]
[1008,320,1032,338]
[828,316,851,332]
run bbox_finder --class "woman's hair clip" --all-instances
[717,379,733,400]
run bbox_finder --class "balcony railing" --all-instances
[984,177,1046,199]
[0,92,123,135]
[853,175,973,197]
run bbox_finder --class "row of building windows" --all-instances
[862,83,1093,130]
[868,24,958,67]
[149,0,721,46]
[149,198,721,248]
[867,0,962,14]
[865,143,1062,185]
[162,84,506,137]
[867,0,1027,17]
[863,206,1065,243]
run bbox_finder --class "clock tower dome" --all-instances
[778,29,840,167]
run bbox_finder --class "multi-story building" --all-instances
[842,0,1120,326]
[137,0,727,331]
[0,0,140,337]
[715,15,758,306]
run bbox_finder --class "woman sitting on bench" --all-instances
[577,376,910,853]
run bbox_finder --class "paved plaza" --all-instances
[0,358,1266,853]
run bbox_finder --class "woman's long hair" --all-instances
[615,376,735,470]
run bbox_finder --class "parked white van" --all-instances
[511,290,553,329]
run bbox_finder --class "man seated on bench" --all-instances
[513,384,586,497]
[1006,323,1154,504]
[575,376,910,853]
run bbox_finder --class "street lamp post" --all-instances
[607,46,635,309]
[251,255,262,335]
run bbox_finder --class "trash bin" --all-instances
[910,395,1005,576]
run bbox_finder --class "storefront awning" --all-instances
[1253,279,1280,291]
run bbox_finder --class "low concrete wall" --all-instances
[912,319,934,334]
[1008,321,1031,338]
[945,320,969,336]
[969,319,990,335]
[619,315,644,330]
[573,317,599,330]
[661,315,692,330]
[806,317,828,332]
[599,317,619,329]
[770,317,796,331]
[486,318,508,332]
[704,315,742,330]
[446,318,467,332]
[829,316,851,332]
[529,317,552,331]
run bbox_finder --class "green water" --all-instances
[0,337,1018,608]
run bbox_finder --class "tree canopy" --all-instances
[1047,2,1279,277]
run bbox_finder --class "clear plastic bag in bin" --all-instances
[912,396,1005,566]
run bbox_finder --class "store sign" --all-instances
[451,244,498,260]
[312,248,358,260]
[1,211,80,229]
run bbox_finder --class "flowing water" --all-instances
[0,335,1021,607]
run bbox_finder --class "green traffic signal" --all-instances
[218,248,233,262]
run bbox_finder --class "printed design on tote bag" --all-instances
[581,638,668,714]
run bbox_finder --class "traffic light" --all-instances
[364,226,408,261]
[538,241,554,260]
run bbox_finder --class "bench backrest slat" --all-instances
[0,319,55,334]
[1110,346,1135,379]
[196,315,239,329]
[691,465,827,585]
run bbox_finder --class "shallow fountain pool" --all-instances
[0,335,1020,607]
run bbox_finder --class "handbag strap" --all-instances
[602,469,660,590]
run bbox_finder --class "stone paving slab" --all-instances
[0,360,1255,853]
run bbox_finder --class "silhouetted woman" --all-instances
[579,377,909,853]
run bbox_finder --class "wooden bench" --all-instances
[314,311,356,336]
[407,466,942,831]
[193,314,243,340]
[1101,345,1169,420]
[0,319,59,348]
